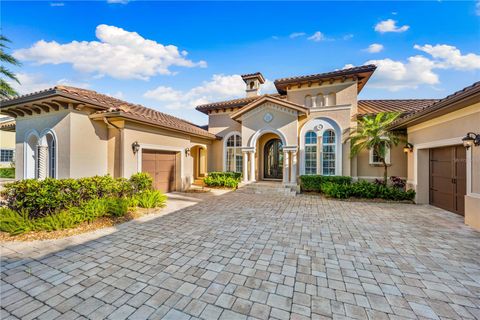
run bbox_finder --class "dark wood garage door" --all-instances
[429,146,466,215]
[142,150,177,192]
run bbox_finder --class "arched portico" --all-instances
[242,128,298,185]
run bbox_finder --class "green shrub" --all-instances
[0,208,35,235]
[34,210,83,232]
[129,172,153,193]
[321,180,416,201]
[135,190,167,208]
[0,168,14,179]
[106,198,130,217]
[1,174,152,218]
[300,175,352,192]
[204,172,242,189]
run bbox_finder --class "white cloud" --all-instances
[374,19,409,33]
[476,0,480,15]
[343,34,354,40]
[144,74,276,110]
[342,64,356,70]
[289,32,306,39]
[307,31,326,42]
[366,56,438,91]
[107,0,129,3]
[14,24,207,80]
[365,43,384,53]
[414,44,480,70]
[50,2,64,6]
[9,73,89,95]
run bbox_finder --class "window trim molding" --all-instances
[223,131,242,172]
[0,148,15,164]
[299,117,342,176]
[368,141,391,166]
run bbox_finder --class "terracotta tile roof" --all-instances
[0,86,216,139]
[274,64,377,94]
[391,81,480,128]
[0,118,15,131]
[241,72,265,83]
[358,99,438,116]
[195,94,286,114]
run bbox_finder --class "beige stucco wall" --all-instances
[122,122,210,190]
[241,102,298,147]
[286,81,357,108]
[207,111,241,172]
[356,144,408,180]
[69,111,109,178]
[14,110,71,179]
[407,102,480,229]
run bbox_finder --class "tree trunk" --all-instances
[382,159,388,186]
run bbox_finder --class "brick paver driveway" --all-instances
[1,191,480,320]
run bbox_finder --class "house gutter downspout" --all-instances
[103,117,124,178]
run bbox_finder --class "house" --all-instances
[0,118,15,168]
[0,65,478,228]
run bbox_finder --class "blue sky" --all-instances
[3,1,480,124]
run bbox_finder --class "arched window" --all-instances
[46,133,56,178]
[322,130,336,175]
[304,131,317,175]
[315,94,324,107]
[225,134,242,173]
[304,95,312,108]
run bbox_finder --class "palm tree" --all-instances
[348,112,403,185]
[0,35,21,99]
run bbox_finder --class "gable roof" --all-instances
[195,94,286,114]
[230,95,309,120]
[391,81,480,129]
[274,64,377,94]
[0,86,216,139]
[358,99,439,117]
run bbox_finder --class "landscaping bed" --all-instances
[300,175,415,202]
[203,172,242,189]
[0,168,15,179]
[0,173,167,239]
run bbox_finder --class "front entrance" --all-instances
[429,145,466,215]
[264,139,283,179]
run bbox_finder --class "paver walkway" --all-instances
[1,190,480,320]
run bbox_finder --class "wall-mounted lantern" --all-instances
[462,132,480,149]
[403,143,414,153]
[132,141,140,154]
[185,147,191,157]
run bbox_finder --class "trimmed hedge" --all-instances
[322,180,416,201]
[204,172,242,189]
[299,175,352,192]
[0,168,15,179]
[1,173,153,218]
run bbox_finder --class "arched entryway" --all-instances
[263,138,283,179]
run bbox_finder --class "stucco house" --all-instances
[0,65,479,228]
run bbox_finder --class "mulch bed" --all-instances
[0,208,160,242]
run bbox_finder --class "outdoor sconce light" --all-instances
[131,141,140,154]
[403,143,414,153]
[462,132,480,149]
[185,147,191,157]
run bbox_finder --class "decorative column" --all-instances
[283,151,290,184]
[242,151,249,183]
[37,145,48,180]
[249,151,256,182]
[290,151,297,184]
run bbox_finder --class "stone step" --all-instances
[237,182,297,197]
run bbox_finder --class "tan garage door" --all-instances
[429,146,466,215]
[142,150,177,192]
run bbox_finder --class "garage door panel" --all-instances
[142,149,177,193]
[429,146,466,216]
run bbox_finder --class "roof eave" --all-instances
[90,111,217,140]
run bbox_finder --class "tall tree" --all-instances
[348,112,403,185]
[0,35,21,99]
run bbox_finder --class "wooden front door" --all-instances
[429,146,466,215]
[142,150,177,192]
